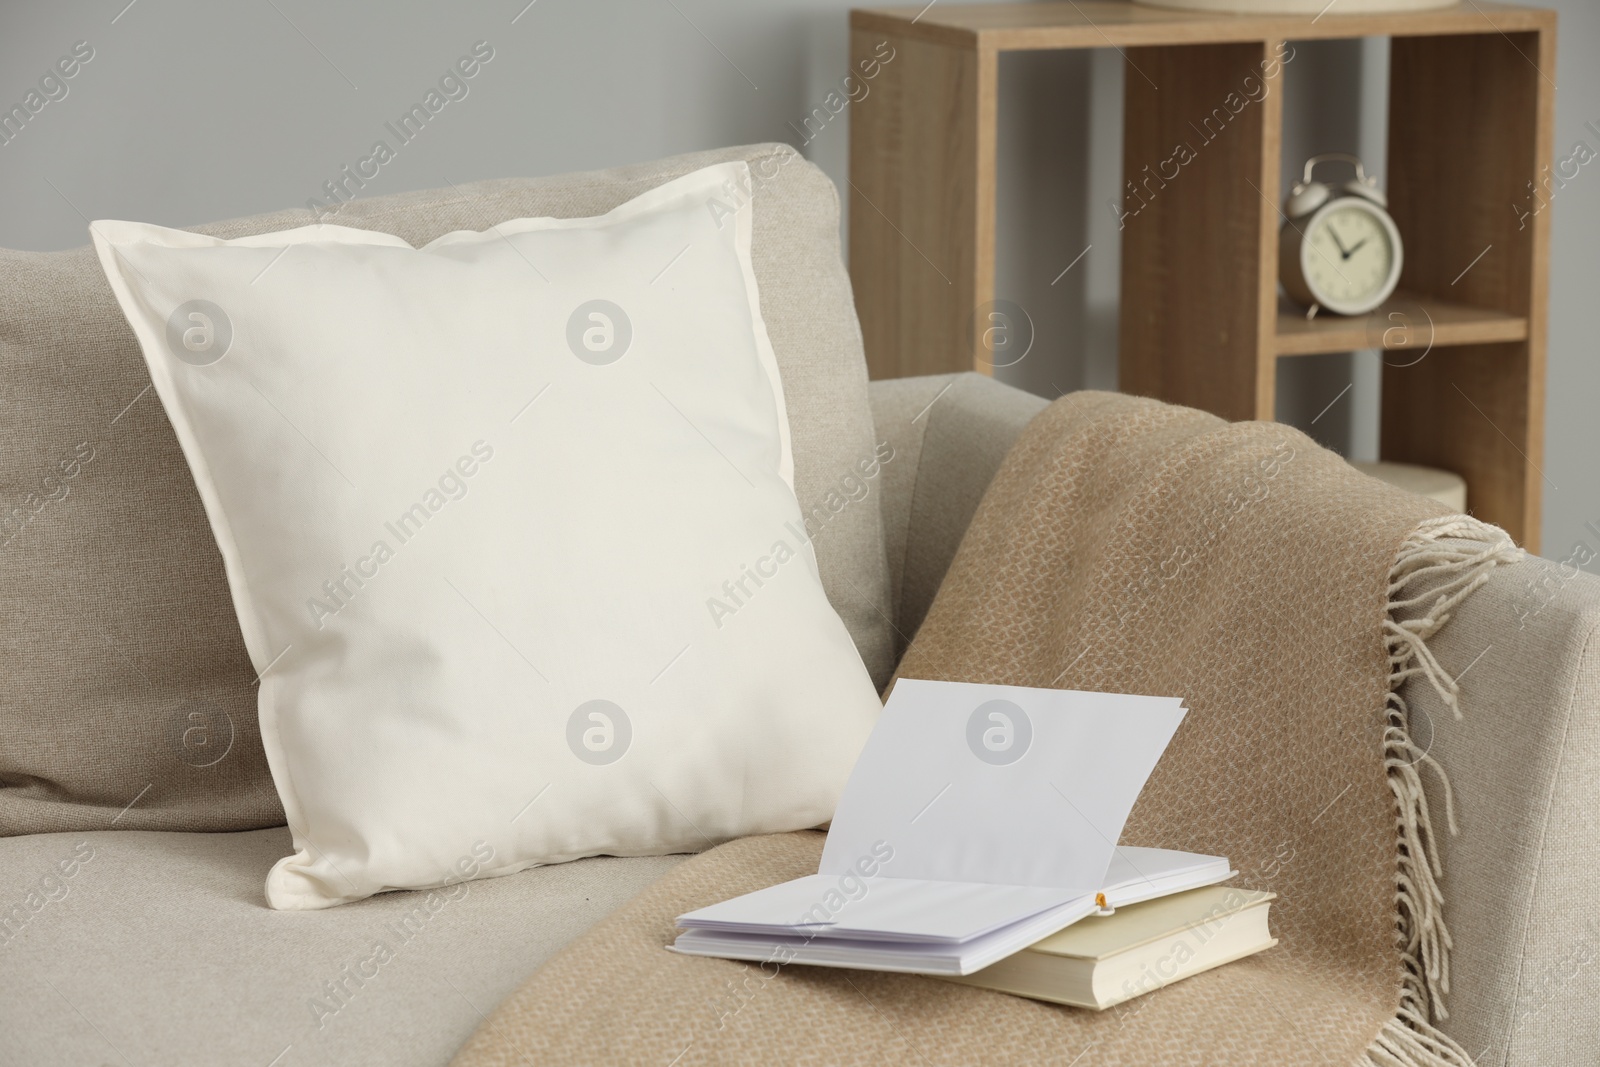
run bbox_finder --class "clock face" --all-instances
[1302,202,1396,311]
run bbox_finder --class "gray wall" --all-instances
[2,0,1594,559]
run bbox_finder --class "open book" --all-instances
[671,679,1233,976]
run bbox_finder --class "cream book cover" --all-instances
[947,885,1277,1009]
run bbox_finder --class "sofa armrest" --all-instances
[1397,548,1600,1066]
[868,373,1047,659]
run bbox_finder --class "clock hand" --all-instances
[1342,238,1369,260]
[1328,229,1352,258]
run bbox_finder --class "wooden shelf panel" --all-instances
[1119,40,1279,423]
[849,28,996,379]
[1381,29,1551,547]
[854,1,1554,51]
[1274,293,1528,356]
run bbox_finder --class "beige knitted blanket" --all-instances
[452,392,1518,1067]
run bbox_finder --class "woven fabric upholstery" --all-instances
[1396,549,1600,1066]
[0,828,683,1066]
[868,373,1048,655]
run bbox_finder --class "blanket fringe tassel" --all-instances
[1361,516,1523,1067]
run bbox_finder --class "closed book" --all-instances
[945,885,1276,1010]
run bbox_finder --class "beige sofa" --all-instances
[2,147,1596,1066]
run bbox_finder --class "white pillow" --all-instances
[91,162,882,910]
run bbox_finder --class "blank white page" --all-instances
[819,680,1187,897]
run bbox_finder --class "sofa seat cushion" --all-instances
[0,828,681,1066]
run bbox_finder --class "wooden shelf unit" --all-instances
[848,1,1554,549]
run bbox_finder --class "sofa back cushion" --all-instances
[0,143,892,835]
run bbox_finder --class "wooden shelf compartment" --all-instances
[1274,294,1529,357]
